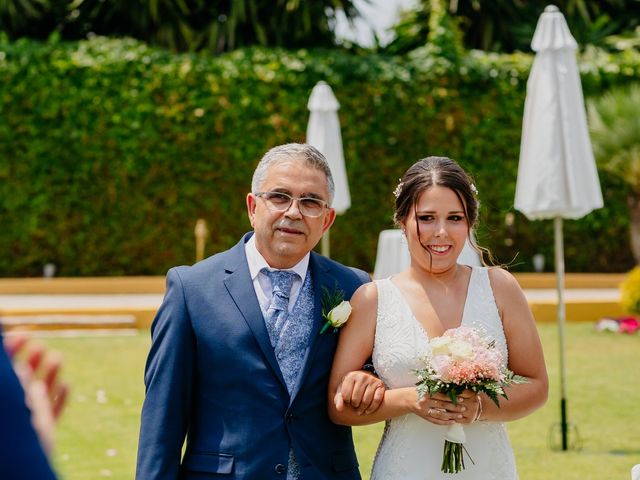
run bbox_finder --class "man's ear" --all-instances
[246,193,257,228]
[322,208,336,234]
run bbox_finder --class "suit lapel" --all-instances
[222,237,287,391]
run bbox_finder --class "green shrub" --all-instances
[0,36,638,276]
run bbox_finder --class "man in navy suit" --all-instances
[136,143,381,479]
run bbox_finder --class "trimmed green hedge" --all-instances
[1,37,638,276]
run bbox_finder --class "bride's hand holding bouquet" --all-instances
[415,326,528,474]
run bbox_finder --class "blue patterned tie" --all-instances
[262,269,297,348]
[261,268,304,480]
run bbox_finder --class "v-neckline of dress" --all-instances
[387,266,475,343]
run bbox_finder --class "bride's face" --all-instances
[403,185,469,274]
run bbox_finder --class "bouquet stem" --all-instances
[442,425,471,473]
[441,440,465,473]
[441,440,475,473]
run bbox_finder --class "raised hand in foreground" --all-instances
[3,333,70,455]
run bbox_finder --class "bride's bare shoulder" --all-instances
[487,266,522,293]
[351,281,379,306]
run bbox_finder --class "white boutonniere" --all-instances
[320,287,352,334]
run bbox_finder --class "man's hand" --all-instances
[334,370,385,415]
[4,334,70,455]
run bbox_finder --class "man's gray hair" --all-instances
[251,143,335,204]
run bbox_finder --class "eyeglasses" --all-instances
[255,191,329,218]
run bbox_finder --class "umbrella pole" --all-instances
[321,230,330,258]
[554,216,569,451]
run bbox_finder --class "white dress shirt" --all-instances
[245,235,310,315]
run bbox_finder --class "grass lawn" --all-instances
[43,322,639,479]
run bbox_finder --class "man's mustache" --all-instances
[274,221,307,234]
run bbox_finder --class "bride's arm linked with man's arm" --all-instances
[329,283,474,427]
[328,269,548,427]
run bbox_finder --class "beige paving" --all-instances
[0,287,623,331]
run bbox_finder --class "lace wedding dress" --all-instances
[370,267,518,479]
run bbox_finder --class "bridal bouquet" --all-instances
[414,326,527,474]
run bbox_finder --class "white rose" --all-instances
[430,336,453,356]
[327,300,352,328]
[448,339,474,360]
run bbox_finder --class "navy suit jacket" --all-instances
[0,331,57,480]
[136,233,370,480]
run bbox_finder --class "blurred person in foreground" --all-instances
[329,156,548,479]
[0,330,69,479]
[136,143,384,480]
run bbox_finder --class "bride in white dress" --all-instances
[329,157,548,479]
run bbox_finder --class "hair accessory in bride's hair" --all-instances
[393,179,404,198]
[470,183,478,195]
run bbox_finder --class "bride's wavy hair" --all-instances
[393,156,491,266]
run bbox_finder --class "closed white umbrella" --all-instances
[514,5,603,451]
[306,81,351,257]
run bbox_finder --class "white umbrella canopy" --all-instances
[515,5,603,219]
[514,5,603,452]
[306,81,351,257]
